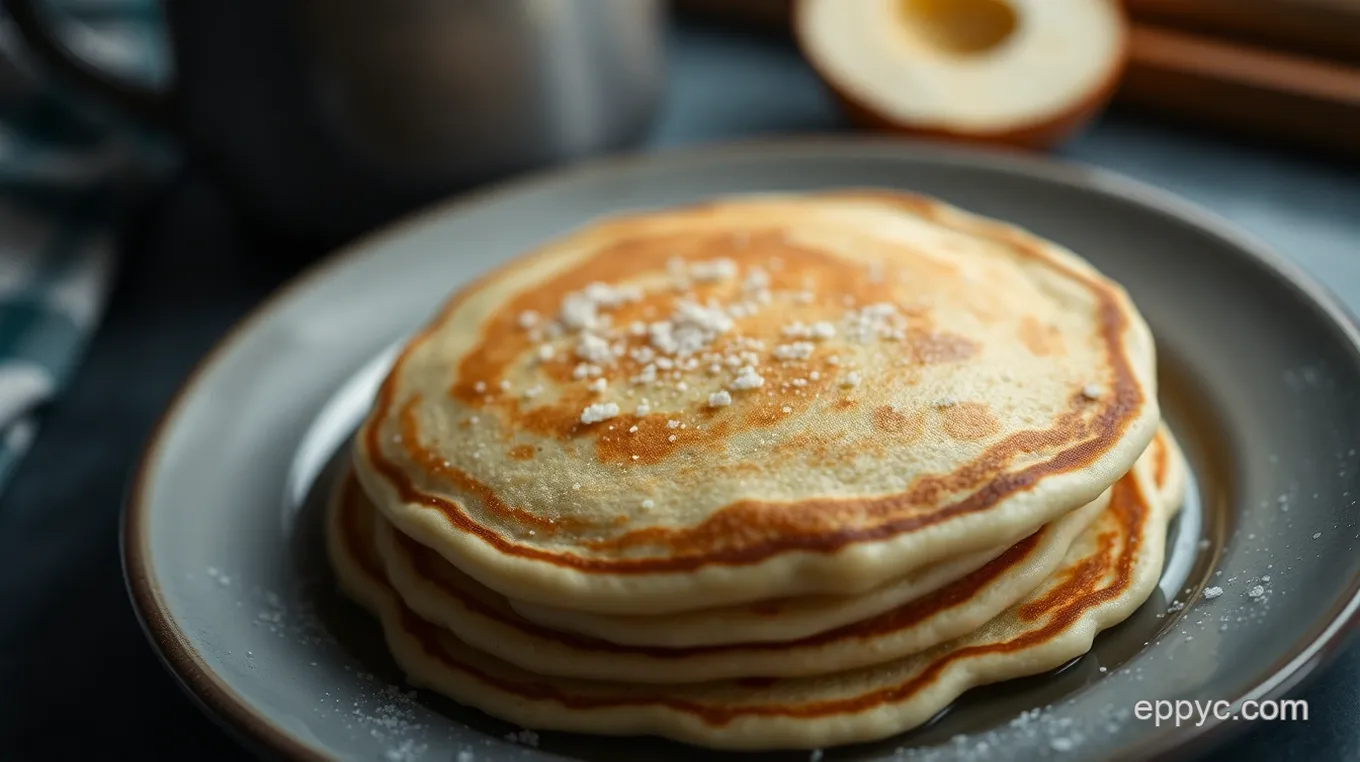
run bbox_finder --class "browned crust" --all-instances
[373,469,1149,724]
[355,469,1053,657]
[436,228,934,468]
[361,191,1148,573]
[793,0,1132,150]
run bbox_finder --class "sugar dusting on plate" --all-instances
[504,728,540,747]
[884,703,1137,761]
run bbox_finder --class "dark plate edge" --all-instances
[119,134,1360,762]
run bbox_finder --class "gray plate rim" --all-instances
[121,135,1360,762]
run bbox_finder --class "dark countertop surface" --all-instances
[2,22,1357,762]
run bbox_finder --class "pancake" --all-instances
[329,440,1169,750]
[372,481,1106,682]
[1149,422,1187,516]
[508,422,1186,647]
[353,191,1160,614]
[510,540,1014,648]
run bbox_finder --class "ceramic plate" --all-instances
[124,139,1360,762]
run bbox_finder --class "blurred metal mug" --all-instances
[6,0,665,242]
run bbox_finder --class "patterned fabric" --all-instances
[0,0,171,490]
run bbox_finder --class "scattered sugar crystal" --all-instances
[1313,532,1323,539]
[641,499,655,510]
[628,425,639,433]
[709,390,732,407]
[841,371,861,388]
[1247,585,1266,599]
[647,302,734,358]
[536,345,554,361]
[576,333,614,365]
[587,378,607,394]
[580,403,619,424]
[667,419,681,429]
[674,301,735,334]
[473,381,486,393]
[632,363,657,385]
[731,366,765,390]
[1081,384,1102,400]
[504,729,539,747]
[743,268,770,292]
[725,301,754,320]
[384,740,426,762]
[843,302,904,343]
[689,258,737,282]
[523,385,542,399]
[1203,586,1223,599]
[572,483,581,490]
[774,342,815,361]
[668,434,677,442]
[517,310,539,329]
[560,282,641,331]
[635,401,652,416]
[559,295,599,331]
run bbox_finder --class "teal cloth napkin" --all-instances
[0,0,172,489]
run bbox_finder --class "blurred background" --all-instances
[0,0,1356,759]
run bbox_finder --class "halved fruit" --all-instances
[795,0,1129,149]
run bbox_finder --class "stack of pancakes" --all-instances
[329,192,1186,750]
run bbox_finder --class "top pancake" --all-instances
[353,191,1159,614]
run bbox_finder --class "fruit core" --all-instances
[899,0,1018,55]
